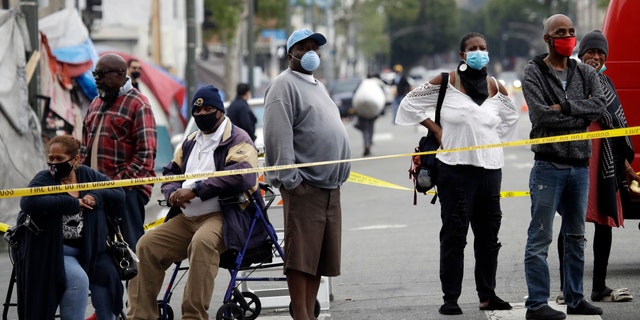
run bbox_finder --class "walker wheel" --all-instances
[231,291,261,320]
[156,301,174,320]
[288,300,320,318]
[216,303,245,320]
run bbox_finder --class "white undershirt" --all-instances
[181,118,227,216]
[292,70,317,83]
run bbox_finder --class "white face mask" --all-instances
[291,51,321,72]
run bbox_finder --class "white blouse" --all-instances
[396,79,519,169]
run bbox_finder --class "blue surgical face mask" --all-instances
[292,51,321,72]
[465,50,490,70]
[598,64,607,74]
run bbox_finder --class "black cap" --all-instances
[578,30,608,58]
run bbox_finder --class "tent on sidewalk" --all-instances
[0,9,45,224]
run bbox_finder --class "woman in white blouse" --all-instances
[396,32,519,316]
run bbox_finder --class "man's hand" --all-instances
[169,189,196,209]
[549,104,562,111]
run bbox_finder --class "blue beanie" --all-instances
[192,85,224,113]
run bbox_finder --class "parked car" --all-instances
[171,97,266,156]
[498,71,522,92]
[328,78,362,119]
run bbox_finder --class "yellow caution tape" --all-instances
[0,222,11,233]
[416,187,530,198]
[1,126,639,199]
[348,172,413,191]
[0,217,169,234]
[500,191,529,198]
[144,218,165,231]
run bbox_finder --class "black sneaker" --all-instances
[525,305,566,320]
[439,301,462,315]
[566,300,603,315]
[479,296,512,310]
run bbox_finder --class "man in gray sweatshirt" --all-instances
[522,14,606,320]
[263,29,351,320]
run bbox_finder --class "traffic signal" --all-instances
[82,0,102,31]
[203,8,216,30]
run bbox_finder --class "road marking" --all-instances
[486,302,602,320]
[351,224,407,231]
[373,132,393,141]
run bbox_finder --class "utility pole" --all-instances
[247,0,255,93]
[21,0,39,114]
[324,0,334,82]
[151,0,162,66]
[186,0,197,120]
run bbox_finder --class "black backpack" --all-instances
[409,72,448,205]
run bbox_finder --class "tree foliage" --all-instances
[481,0,547,61]
[203,0,242,42]
[204,0,287,43]
[382,0,460,70]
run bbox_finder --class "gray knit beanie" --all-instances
[578,30,608,58]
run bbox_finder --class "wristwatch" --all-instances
[190,182,200,197]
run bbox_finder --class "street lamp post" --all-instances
[185,0,197,120]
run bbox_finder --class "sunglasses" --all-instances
[92,69,122,78]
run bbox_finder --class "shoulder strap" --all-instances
[435,72,448,126]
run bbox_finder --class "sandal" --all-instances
[592,287,633,302]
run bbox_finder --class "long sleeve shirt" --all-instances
[263,69,351,190]
[82,82,157,198]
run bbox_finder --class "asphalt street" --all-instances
[1,101,640,319]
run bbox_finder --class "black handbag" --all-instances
[105,216,138,280]
[410,72,448,205]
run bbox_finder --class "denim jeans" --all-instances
[392,96,404,124]
[437,163,503,303]
[525,161,588,310]
[60,245,89,320]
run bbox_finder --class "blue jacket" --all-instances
[18,166,125,319]
[161,118,267,253]
[227,97,257,141]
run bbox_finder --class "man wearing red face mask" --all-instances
[522,14,607,320]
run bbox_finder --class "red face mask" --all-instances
[551,36,576,57]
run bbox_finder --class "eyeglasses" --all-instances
[92,69,122,78]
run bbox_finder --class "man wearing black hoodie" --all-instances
[522,14,607,320]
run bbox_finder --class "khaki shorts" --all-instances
[280,182,342,276]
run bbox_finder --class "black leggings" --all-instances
[558,223,612,292]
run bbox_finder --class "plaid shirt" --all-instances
[82,89,157,198]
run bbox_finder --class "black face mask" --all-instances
[48,159,74,181]
[99,90,118,107]
[131,71,141,80]
[193,112,220,132]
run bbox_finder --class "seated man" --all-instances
[127,85,259,320]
